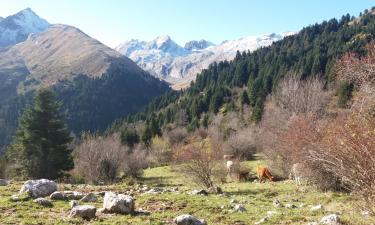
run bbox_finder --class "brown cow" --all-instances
[256,166,274,183]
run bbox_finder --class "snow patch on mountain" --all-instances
[0,8,50,48]
[116,32,294,85]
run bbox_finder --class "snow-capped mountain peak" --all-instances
[148,35,188,55]
[116,32,295,87]
[0,8,50,48]
[152,35,171,48]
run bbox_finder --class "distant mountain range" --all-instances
[116,32,294,88]
[0,8,169,151]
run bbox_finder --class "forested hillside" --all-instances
[113,10,375,138]
[0,24,170,151]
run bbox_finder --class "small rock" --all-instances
[361,211,370,217]
[80,193,97,202]
[273,199,282,207]
[190,189,208,195]
[266,211,277,217]
[50,191,66,200]
[170,187,179,192]
[0,179,8,186]
[320,214,341,225]
[254,216,268,225]
[310,204,323,211]
[234,204,246,212]
[34,197,53,207]
[19,179,57,198]
[103,192,134,214]
[285,203,297,209]
[137,208,151,215]
[70,200,79,208]
[63,191,85,200]
[70,205,96,220]
[306,222,318,225]
[174,214,207,225]
[141,186,149,192]
[146,187,164,194]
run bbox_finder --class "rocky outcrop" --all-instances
[70,205,96,220]
[20,179,57,198]
[102,192,134,214]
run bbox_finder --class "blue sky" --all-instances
[0,0,373,47]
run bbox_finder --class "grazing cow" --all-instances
[256,166,274,183]
[289,163,304,185]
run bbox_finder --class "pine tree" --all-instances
[120,127,139,148]
[202,114,209,129]
[240,90,250,105]
[141,125,152,147]
[251,99,264,123]
[7,89,73,179]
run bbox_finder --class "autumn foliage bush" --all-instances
[73,133,148,184]
[174,140,223,189]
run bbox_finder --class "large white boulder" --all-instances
[20,179,57,198]
[102,192,134,214]
[174,214,207,225]
[70,205,96,220]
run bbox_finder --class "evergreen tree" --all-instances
[7,89,73,179]
[337,81,354,108]
[251,99,264,123]
[120,127,139,147]
[149,115,162,136]
[141,125,152,147]
[202,114,209,129]
[240,90,250,105]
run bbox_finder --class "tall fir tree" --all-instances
[7,89,73,179]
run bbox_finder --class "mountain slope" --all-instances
[116,33,291,87]
[114,11,374,138]
[0,13,169,151]
[0,8,49,48]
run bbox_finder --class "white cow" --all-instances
[226,160,234,175]
[289,163,304,185]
